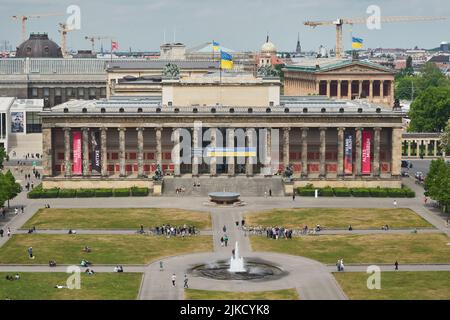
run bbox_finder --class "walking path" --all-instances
[0,168,449,300]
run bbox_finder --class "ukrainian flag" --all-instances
[213,41,220,52]
[220,50,233,69]
[352,37,363,49]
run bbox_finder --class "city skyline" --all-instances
[0,0,449,52]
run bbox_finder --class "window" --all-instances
[43,88,50,97]
[31,88,38,97]
[100,88,106,97]
[55,88,61,96]
[89,88,96,98]
[26,112,42,133]
[78,88,84,97]
[168,101,173,106]
[66,88,73,97]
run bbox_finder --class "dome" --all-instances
[261,41,277,54]
[16,33,63,58]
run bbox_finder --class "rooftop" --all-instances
[284,58,395,73]
[106,60,220,71]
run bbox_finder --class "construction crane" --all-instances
[304,16,447,58]
[84,36,111,53]
[12,12,64,42]
[59,22,77,58]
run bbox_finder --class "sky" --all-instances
[0,0,449,52]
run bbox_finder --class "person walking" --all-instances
[7,227,11,237]
[393,200,397,208]
[159,261,164,272]
[21,206,24,214]
[394,261,398,270]
[222,225,227,233]
[183,274,189,289]
[220,236,224,247]
[27,247,34,259]
[171,274,176,287]
[292,192,296,201]
[224,234,229,247]
[14,208,18,215]
[0,229,3,237]
[269,189,272,197]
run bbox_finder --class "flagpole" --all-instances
[110,40,112,62]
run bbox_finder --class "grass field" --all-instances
[0,234,213,265]
[334,271,450,300]
[0,272,142,300]
[23,208,211,230]
[244,208,432,229]
[251,233,450,264]
[185,288,299,300]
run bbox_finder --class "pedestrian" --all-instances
[21,206,24,214]
[220,236,224,247]
[31,182,34,190]
[183,274,189,288]
[7,227,11,237]
[394,261,398,270]
[224,235,229,247]
[27,247,34,259]
[269,189,272,197]
[292,192,296,201]
[264,191,267,198]
[159,261,164,271]
[348,225,353,231]
[222,225,226,233]
[171,274,176,287]
[0,229,3,237]
[241,219,245,227]
[393,200,397,207]
[235,221,239,227]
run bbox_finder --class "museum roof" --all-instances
[284,58,395,73]
[43,96,402,117]
[106,60,220,71]
[0,58,108,75]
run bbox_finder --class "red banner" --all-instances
[72,131,82,175]
[362,130,372,174]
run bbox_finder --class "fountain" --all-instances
[228,241,246,272]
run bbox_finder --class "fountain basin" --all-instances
[189,258,286,281]
[208,192,241,204]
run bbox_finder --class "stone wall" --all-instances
[293,179,401,189]
[42,178,154,190]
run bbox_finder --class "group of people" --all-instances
[171,273,189,288]
[113,265,124,273]
[175,186,186,195]
[150,224,198,237]
[5,274,20,281]
[265,227,294,240]
[0,227,11,237]
[336,259,345,271]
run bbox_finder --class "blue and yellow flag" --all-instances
[212,41,220,52]
[352,37,363,49]
[220,50,233,69]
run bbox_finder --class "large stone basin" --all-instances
[208,192,240,204]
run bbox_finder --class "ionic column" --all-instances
[210,128,217,176]
[319,127,327,178]
[416,140,421,158]
[265,128,272,175]
[434,140,438,157]
[63,127,72,177]
[118,128,126,177]
[380,80,385,98]
[355,127,363,176]
[283,127,290,169]
[82,128,90,176]
[246,128,254,176]
[172,128,181,176]
[391,128,402,176]
[137,127,145,177]
[407,140,411,157]
[337,80,342,99]
[424,140,429,157]
[373,127,381,177]
[100,127,108,177]
[42,128,53,177]
[358,80,363,98]
[347,81,352,99]
[326,80,331,97]
[337,127,345,176]
[227,128,235,176]
[301,128,308,177]
[155,127,162,168]
[192,126,200,177]
[389,80,394,102]
[369,80,374,99]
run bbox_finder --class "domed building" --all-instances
[16,33,63,58]
[259,36,278,67]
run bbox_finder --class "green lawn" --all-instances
[23,208,211,230]
[0,272,142,300]
[185,288,299,300]
[334,271,450,300]
[244,208,432,229]
[0,234,212,265]
[251,233,450,264]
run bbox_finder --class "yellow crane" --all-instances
[12,12,65,42]
[84,36,111,53]
[304,16,447,59]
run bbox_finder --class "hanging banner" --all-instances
[72,131,82,175]
[91,130,101,173]
[362,130,372,174]
[344,132,353,174]
[11,112,24,133]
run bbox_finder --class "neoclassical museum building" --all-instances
[40,72,403,195]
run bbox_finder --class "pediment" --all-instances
[322,63,394,74]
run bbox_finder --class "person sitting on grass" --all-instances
[80,259,92,267]
[82,246,91,253]
[49,260,56,267]
[85,268,95,275]
[14,274,20,280]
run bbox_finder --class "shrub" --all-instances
[131,187,149,196]
[114,188,130,197]
[76,189,95,198]
[58,189,77,198]
[404,188,416,198]
[320,187,334,197]
[27,184,43,199]
[333,188,351,197]
[298,188,316,196]
[386,188,407,198]
[40,188,60,198]
[369,188,389,197]
[351,188,371,197]
[95,189,113,197]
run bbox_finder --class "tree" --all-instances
[395,76,418,100]
[408,86,450,132]
[424,159,450,212]
[440,120,450,155]
[0,146,6,169]
[0,170,21,208]
[417,62,448,90]
[406,56,413,70]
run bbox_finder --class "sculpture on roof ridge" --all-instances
[163,63,180,78]
[257,65,279,77]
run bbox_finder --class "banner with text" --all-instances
[91,130,101,173]
[362,130,372,174]
[72,131,82,175]
[344,132,353,174]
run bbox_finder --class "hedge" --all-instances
[369,188,389,197]
[114,188,130,197]
[40,188,59,198]
[27,184,43,199]
[131,187,149,196]
[76,189,95,198]
[95,189,113,197]
[320,187,334,197]
[298,188,316,196]
[351,188,371,197]
[333,188,351,197]
[59,189,77,198]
